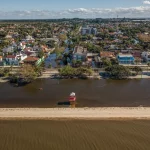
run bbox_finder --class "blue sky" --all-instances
[0,0,150,19]
[0,0,146,10]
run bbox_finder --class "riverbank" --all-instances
[0,107,150,119]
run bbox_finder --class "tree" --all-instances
[105,65,130,79]
[38,50,44,58]
[133,66,142,75]
[20,64,37,82]
[0,68,10,77]
[59,65,75,77]
[101,58,112,67]
[59,34,67,41]
[59,66,93,77]
[147,63,150,72]
[72,60,82,67]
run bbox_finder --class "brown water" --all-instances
[0,79,150,107]
[0,120,150,150]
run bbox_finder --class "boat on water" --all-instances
[69,92,76,102]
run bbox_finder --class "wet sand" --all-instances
[1,120,150,150]
[0,107,150,119]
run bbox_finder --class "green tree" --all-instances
[133,66,142,75]
[105,65,130,79]
[38,50,44,58]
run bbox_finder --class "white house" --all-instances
[16,53,28,62]
[141,52,150,62]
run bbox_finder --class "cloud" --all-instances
[0,6,150,19]
[143,1,150,4]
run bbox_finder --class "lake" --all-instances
[0,79,150,107]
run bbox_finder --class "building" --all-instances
[2,46,14,53]
[117,53,134,64]
[141,52,150,62]
[81,27,97,35]
[94,56,103,68]
[100,52,115,59]
[16,53,28,62]
[23,56,44,66]
[5,55,19,65]
[86,53,99,62]
[91,28,97,35]
[73,46,87,61]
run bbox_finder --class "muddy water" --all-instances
[0,79,150,107]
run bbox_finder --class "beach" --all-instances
[0,107,150,119]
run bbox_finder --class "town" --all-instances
[0,18,150,84]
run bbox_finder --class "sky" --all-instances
[0,0,150,19]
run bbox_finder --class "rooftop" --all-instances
[23,56,39,62]
[118,53,133,57]
[6,55,16,59]
[74,46,87,54]
[100,52,115,58]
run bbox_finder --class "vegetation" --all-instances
[105,65,130,79]
[0,68,10,77]
[132,66,142,75]
[59,66,93,78]
[10,64,42,85]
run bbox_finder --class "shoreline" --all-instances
[1,74,150,83]
[0,107,150,119]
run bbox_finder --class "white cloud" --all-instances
[143,1,150,5]
[0,6,150,19]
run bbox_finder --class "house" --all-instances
[86,53,99,62]
[23,56,44,66]
[94,56,103,68]
[5,55,19,65]
[132,51,142,64]
[117,53,134,64]
[2,46,14,53]
[100,52,115,59]
[141,52,150,62]
[73,46,87,61]
[16,53,28,62]
[23,56,39,65]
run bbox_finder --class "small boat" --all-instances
[69,92,76,102]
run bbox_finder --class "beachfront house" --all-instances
[117,53,134,64]
[23,56,44,66]
[5,55,19,65]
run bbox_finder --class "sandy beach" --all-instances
[0,107,150,119]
